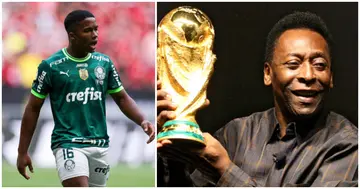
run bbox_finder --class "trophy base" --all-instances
[157,120,206,149]
[158,137,205,149]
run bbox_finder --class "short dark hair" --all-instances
[265,11,333,63]
[64,10,95,33]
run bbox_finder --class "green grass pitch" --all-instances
[2,161,155,187]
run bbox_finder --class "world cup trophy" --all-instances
[157,6,216,150]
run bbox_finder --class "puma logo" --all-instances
[60,70,70,77]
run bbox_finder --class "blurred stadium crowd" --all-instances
[2,2,155,92]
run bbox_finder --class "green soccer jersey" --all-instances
[31,48,123,150]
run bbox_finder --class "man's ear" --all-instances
[264,62,272,86]
[69,32,76,42]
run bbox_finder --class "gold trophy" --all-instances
[157,6,216,149]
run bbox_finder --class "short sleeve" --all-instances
[31,61,52,99]
[107,60,124,94]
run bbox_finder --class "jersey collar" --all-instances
[62,48,91,62]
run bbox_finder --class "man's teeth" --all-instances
[295,91,317,97]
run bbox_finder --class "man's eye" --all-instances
[285,62,300,69]
[314,63,327,71]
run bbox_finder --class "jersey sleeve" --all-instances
[107,60,124,94]
[31,61,52,99]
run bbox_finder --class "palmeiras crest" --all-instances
[94,66,105,85]
[64,159,75,171]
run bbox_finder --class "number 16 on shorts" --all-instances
[63,148,75,171]
[63,148,74,159]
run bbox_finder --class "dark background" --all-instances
[158,2,358,134]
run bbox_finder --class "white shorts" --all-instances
[53,147,110,187]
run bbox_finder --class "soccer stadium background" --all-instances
[2,2,155,187]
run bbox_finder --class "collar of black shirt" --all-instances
[267,106,330,145]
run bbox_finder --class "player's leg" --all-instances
[53,148,90,187]
[87,147,110,187]
[62,176,89,187]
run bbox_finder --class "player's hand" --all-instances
[17,152,34,180]
[141,120,155,144]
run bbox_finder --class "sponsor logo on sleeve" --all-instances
[111,65,121,86]
[37,71,47,93]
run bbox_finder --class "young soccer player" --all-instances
[16,10,155,187]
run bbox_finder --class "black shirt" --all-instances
[189,108,358,186]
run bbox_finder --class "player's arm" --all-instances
[17,94,45,179]
[107,60,154,143]
[17,60,51,180]
[110,89,155,143]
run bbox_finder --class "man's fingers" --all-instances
[24,173,30,180]
[157,100,177,112]
[161,139,172,145]
[147,131,155,144]
[157,80,162,90]
[18,166,29,180]
[204,99,210,107]
[146,124,153,134]
[157,139,172,149]
[157,90,171,100]
[147,136,154,144]
[157,142,163,148]
[17,166,24,176]
[143,123,155,144]
[157,111,176,128]
[199,99,210,110]
[28,162,34,173]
